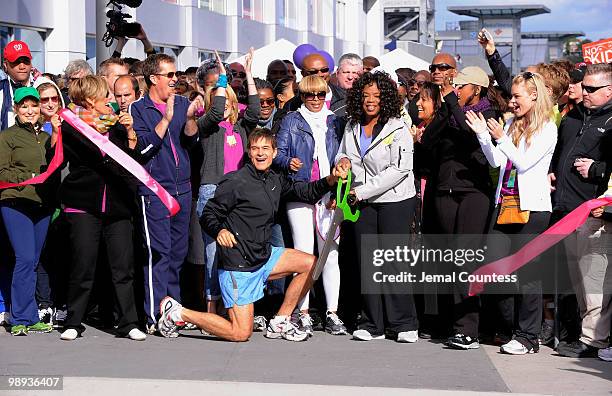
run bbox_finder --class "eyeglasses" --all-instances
[408,79,425,87]
[582,84,610,94]
[302,67,330,76]
[429,63,454,72]
[302,91,326,101]
[154,72,176,79]
[9,57,31,67]
[260,98,275,106]
[40,96,59,104]
[231,70,246,79]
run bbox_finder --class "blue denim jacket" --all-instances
[273,111,344,182]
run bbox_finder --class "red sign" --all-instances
[582,38,612,64]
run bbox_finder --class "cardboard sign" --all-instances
[582,38,612,64]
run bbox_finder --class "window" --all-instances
[153,46,179,58]
[276,0,285,26]
[242,0,263,22]
[0,25,45,72]
[199,0,224,13]
[86,36,96,61]
[285,0,298,29]
[199,50,229,64]
[336,0,346,39]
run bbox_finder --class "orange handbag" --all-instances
[497,195,530,224]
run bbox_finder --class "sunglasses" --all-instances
[408,79,425,87]
[302,91,326,101]
[40,96,59,104]
[582,84,610,94]
[231,70,246,79]
[521,71,535,80]
[260,98,275,106]
[9,57,31,66]
[154,71,176,79]
[303,67,330,76]
[429,63,454,72]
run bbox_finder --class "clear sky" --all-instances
[435,0,612,42]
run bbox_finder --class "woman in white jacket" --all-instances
[336,71,418,343]
[466,71,557,355]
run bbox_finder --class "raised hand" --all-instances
[477,28,496,56]
[215,50,227,76]
[118,111,134,132]
[245,47,255,75]
[164,93,175,123]
[289,158,303,172]
[187,95,205,119]
[465,110,488,134]
[486,117,504,140]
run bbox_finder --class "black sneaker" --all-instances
[557,340,599,358]
[325,312,347,335]
[446,333,480,350]
[539,322,554,346]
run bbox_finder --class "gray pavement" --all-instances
[0,325,610,395]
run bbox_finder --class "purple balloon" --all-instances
[317,50,335,72]
[293,44,318,69]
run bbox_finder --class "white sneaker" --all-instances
[265,316,309,342]
[500,339,536,355]
[352,329,385,341]
[0,311,9,326]
[60,328,79,341]
[598,347,612,362]
[127,328,147,341]
[397,330,418,343]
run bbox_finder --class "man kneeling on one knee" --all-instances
[157,128,346,341]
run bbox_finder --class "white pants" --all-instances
[286,201,340,312]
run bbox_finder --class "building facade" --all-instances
[1,0,387,73]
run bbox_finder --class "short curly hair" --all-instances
[345,71,401,126]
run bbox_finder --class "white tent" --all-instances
[379,48,430,73]
[228,39,297,80]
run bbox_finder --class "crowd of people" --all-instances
[0,26,611,363]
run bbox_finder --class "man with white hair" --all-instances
[336,53,362,90]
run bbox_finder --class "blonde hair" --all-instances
[204,85,239,125]
[298,75,328,94]
[68,75,109,108]
[508,72,553,147]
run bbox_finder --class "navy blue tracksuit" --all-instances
[130,94,197,324]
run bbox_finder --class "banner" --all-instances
[468,196,612,296]
[60,109,180,217]
[582,38,612,64]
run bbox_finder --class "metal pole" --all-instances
[96,0,110,71]
[511,17,520,76]
[419,0,427,45]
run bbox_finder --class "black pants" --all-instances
[486,206,551,348]
[354,197,419,337]
[434,190,491,338]
[64,213,139,335]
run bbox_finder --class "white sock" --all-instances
[272,315,288,323]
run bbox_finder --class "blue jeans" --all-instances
[1,204,50,325]
[196,184,221,300]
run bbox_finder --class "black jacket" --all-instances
[486,50,512,98]
[551,101,612,213]
[57,120,143,218]
[284,83,347,118]
[201,162,331,272]
[417,93,496,194]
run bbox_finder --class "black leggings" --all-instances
[485,205,551,347]
[354,197,418,336]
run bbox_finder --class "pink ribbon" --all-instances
[60,109,180,217]
[0,126,64,189]
[469,196,612,296]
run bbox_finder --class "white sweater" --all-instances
[476,118,558,212]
